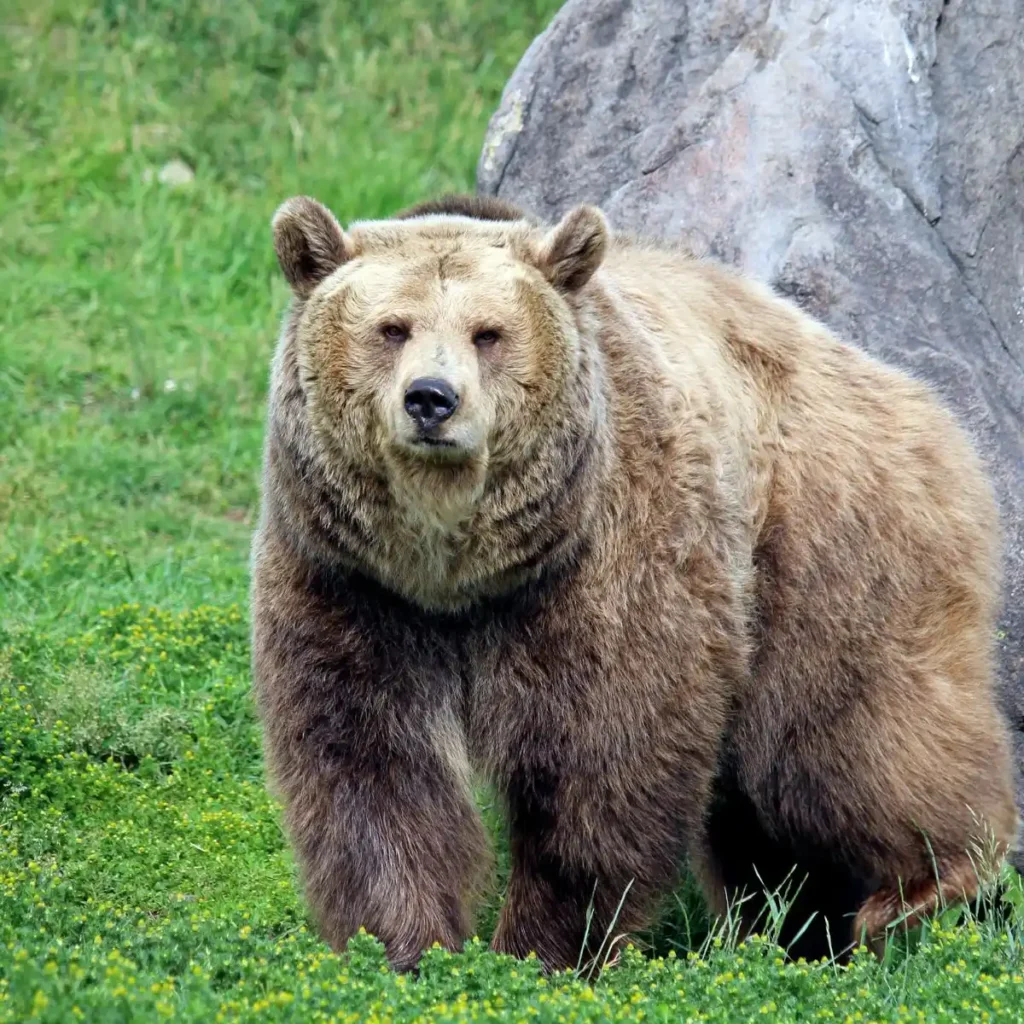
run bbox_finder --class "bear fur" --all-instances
[251,192,1017,971]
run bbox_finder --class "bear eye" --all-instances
[474,328,500,347]
[381,323,409,343]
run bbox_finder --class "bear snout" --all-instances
[404,377,460,433]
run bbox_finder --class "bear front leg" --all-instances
[491,816,635,971]
[489,734,720,972]
[252,551,488,971]
[479,591,734,971]
[270,701,486,971]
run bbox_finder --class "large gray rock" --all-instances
[479,0,1024,828]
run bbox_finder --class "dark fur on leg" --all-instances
[252,534,488,970]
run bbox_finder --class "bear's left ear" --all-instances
[272,196,351,298]
[535,205,609,292]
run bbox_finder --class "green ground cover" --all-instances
[2,1,1024,1019]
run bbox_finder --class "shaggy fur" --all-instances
[251,192,1017,971]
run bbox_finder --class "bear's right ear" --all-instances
[272,196,351,298]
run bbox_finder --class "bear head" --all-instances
[270,195,609,525]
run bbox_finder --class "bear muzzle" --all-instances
[392,376,482,463]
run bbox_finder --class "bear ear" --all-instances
[535,205,609,292]
[272,196,351,298]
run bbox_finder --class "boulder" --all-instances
[479,0,1024,841]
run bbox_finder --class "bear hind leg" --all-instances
[852,854,985,955]
[700,775,873,962]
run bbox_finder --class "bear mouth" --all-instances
[415,436,457,449]
[392,429,481,467]
[401,434,472,464]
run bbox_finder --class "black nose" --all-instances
[404,377,459,431]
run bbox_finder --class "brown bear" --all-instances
[251,191,1017,971]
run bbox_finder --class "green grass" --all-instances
[3,1,1024,1020]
